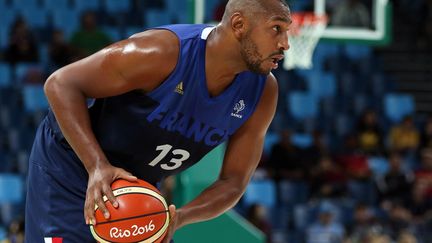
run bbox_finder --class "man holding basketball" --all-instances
[25,0,291,242]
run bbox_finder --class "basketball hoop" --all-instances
[284,12,328,70]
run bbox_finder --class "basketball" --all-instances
[89,179,170,243]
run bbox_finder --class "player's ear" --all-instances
[231,12,247,39]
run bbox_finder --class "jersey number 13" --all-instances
[148,144,190,170]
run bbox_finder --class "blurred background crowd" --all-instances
[0,0,431,242]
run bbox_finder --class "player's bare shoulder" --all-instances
[100,29,180,92]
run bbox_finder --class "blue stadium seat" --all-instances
[125,27,143,39]
[290,133,313,148]
[52,9,80,38]
[42,0,68,10]
[144,9,172,28]
[22,85,49,112]
[243,179,277,208]
[305,71,336,98]
[102,27,123,41]
[287,92,318,120]
[263,132,280,155]
[344,44,371,61]
[14,63,41,83]
[0,174,24,203]
[11,0,38,8]
[0,226,6,240]
[104,0,130,13]
[0,63,12,87]
[367,157,389,178]
[74,0,100,11]
[21,6,48,28]
[384,93,415,123]
[279,180,309,205]
[165,0,187,15]
[347,180,377,205]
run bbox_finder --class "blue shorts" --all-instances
[25,119,95,243]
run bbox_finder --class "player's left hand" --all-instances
[162,204,181,243]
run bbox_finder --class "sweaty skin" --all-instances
[44,0,291,242]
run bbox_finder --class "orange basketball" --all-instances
[90,179,170,243]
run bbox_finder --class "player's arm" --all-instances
[43,30,179,225]
[164,74,278,241]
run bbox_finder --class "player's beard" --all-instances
[240,32,269,75]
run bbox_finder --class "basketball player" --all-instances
[25,0,291,242]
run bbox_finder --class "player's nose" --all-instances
[278,33,289,51]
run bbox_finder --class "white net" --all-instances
[284,13,328,70]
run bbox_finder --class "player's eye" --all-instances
[273,25,281,33]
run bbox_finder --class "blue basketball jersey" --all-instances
[45,24,267,184]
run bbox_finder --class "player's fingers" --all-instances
[116,168,137,181]
[94,190,110,220]
[168,204,176,221]
[103,184,118,208]
[84,194,96,225]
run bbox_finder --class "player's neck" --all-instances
[205,26,246,97]
[206,26,248,76]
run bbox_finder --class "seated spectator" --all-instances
[388,115,420,155]
[70,11,112,58]
[413,149,432,201]
[4,17,39,64]
[48,30,75,68]
[407,181,432,224]
[267,130,305,181]
[310,156,347,198]
[387,203,415,240]
[335,134,372,180]
[246,204,272,243]
[331,0,370,28]
[347,203,390,243]
[5,217,25,243]
[302,130,329,177]
[397,231,418,243]
[356,109,384,156]
[377,151,414,205]
[306,203,346,243]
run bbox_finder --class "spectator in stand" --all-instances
[347,203,390,243]
[376,151,414,206]
[310,156,347,199]
[387,203,415,240]
[4,17,39,64]
[267,129,305,181]
[70,11,112,58]
[48,30,75,68]
[5,217,25,243]
[356,109,385,156]
[335,134,371,181]
[302,130,329,177]
[413,149,432,202]
[306,202,346,243]
[388,115,420,155]
[331,0,370,28]
[246,204,272,243]
[397,231,418,243]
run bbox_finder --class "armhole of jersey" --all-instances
[145,28,184,98]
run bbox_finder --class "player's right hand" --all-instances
[84,163,137,225]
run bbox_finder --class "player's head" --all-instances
[222,0,291,74]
